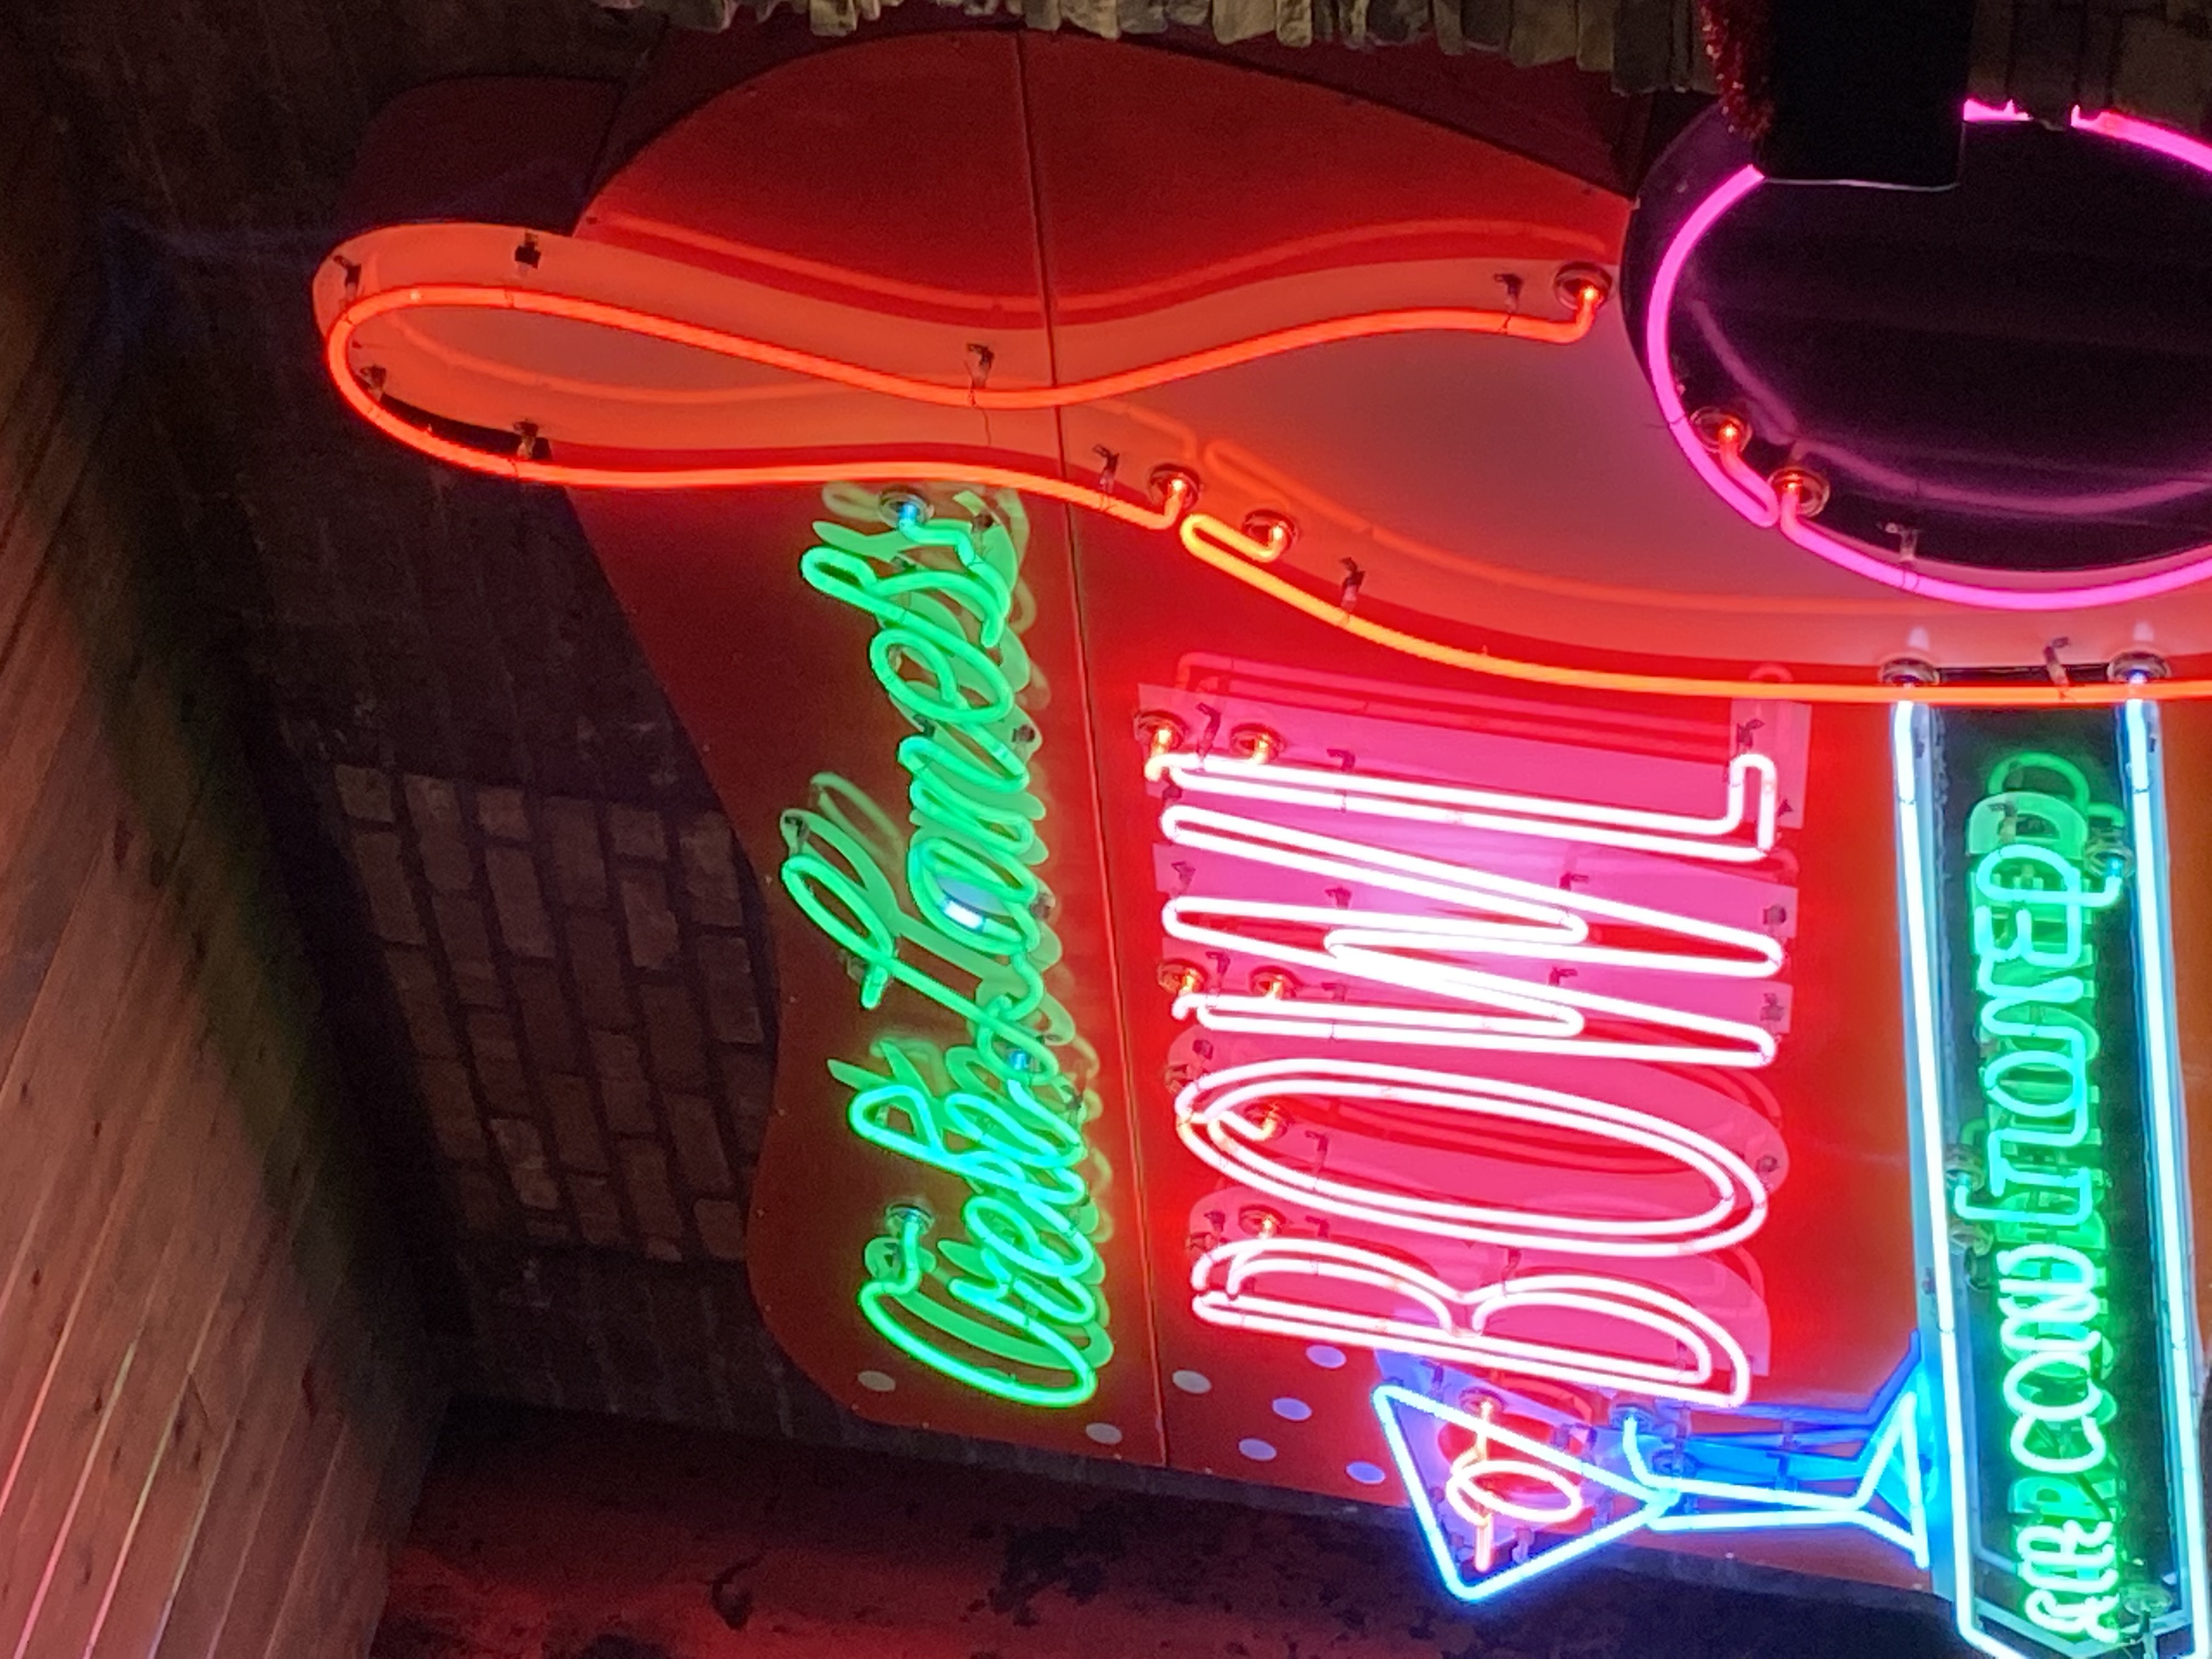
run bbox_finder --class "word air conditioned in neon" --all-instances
[1956,753,2129,1645]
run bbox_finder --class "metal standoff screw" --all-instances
[1690,408,1751,450]
[878,487,929,527]
[1229,723,1284,762]
[2108,648,2170,683]
[1137,710,1187,760]
[1770,465,1831,518]
[1157,960,1206,997]
[1148,464,1200,510]
[1238,1205,1284,1237]
[1879,656,1942,687]
[1554,263,1612,310]
[1241,509,1296,558]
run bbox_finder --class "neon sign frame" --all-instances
[1892,698,2209,1659]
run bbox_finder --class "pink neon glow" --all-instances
[1173,1057,1770,1256]
[1643,163,1771,526]
[1146,748,1780,864]
[1714,424,1781,526]
[1648,102,2212,610]
[1189,1235,1755,1406]
[1448,1452,1589,1530]
[1154,772,1787,1065]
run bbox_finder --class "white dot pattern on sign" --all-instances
[1346,1460,1387,1485]
[857,1370,896,1393]
[1305,1345,1347,1369]
[1238,1437,1278,1462]
[1171,1369,1212,1395]
[1271,1396,1313,1421]
[1085,1422,1125,1445]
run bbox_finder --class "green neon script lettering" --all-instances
[780,491,1109,1408]
[1961,760,2128,1644]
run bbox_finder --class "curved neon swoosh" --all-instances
[328,278,1603,414]
[1646,105,2212,611]
[1173,513,2212,706]
[323,266,2212,704]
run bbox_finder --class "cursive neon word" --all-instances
[1190,1235,1754,1406]
[836,1038,1110,1407]
[779,490,1110,1407]
[1174,1057,1769,1256]
[1154,746,1787,1066]
[1953,752,2127,1643]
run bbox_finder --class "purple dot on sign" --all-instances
[856,1370,896,1393]
[1271,1396,1312,1421]
[1305,1345,1347,1369]
[1238,1437,1278,1463]
[1346,1460,1387,1486]
[1171,1369,1212,1395]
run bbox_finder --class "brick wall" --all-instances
[0,35,439,1659]
[1,0,862,1443]
[331,767,768,1265]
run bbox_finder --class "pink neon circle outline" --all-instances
[1645,103,2212,611]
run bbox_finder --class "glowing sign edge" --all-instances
[2123,698,2211,1659]
[1892,699,1993,1656]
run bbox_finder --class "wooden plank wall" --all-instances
[0,40,442,1659]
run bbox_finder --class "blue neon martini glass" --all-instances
[1372,1346,1932,1602]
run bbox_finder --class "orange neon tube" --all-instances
[327,279,1604,415]
[323,284,2212,707]
[321,309,1193,531]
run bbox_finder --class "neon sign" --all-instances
[779,489,1113,1407]
[1173,1058,1770,1256]
[1373,1355,1930,1602]
[313,50,2212,1615]
[1145,693,1795,1416]
[1894,701,2208,1659]
[1645,103,2212,612]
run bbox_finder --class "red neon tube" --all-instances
[322,274,2212,707]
